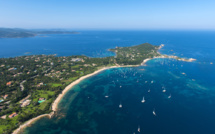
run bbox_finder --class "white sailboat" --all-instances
[141,97,145,103]
[105,95,109,98]
[162,86,166,92]
[148,89,150,92]
[151,80,154,84]
[153,109,156,116]
[137,125,140,132]
[119,102,122,108]
[168,94,171,99]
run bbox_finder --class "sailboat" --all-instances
[168,94,171,99]
[141,97,145,103]
[137,125,140,132]
[151,80,154,84]
[162,86,166,92]
[153,109,156,116]
[105,95,109,98]
[119,102,122,108]
[148,89,150,92]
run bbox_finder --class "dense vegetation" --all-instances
[109,43,160,65]
[0,43,159,134]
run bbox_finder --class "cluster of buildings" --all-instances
[0,112,18,119]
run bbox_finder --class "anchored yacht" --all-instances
[141,97,145,103]
[137,126,140,132]
[153,109,156,116]
[119,103,122,108]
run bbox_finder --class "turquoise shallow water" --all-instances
[7,31,215,134]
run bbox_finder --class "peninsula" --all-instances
[0,28,79,38]
[0,43,195,134]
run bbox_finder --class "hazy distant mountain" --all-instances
[0,28,79,38]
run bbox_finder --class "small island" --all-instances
[0,43,195,134]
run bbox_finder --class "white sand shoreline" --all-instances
[13,44,195,134]
[12,65,140,134]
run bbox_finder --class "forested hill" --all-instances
[0,28,79,38]
[109,43,160,65]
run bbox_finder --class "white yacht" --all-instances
[168,94,171,99]
[119,103,122,108]
[153,109,156,116]
[141,97,145,103]
[137,126,140,132]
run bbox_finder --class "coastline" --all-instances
[12,113,54,134]
[12,65,140,134]
[12,44,196,134]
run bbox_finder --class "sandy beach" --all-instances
[12,65,140,134]
[12,112,54,134]
[12,44,173,134]
[52,65,121,111]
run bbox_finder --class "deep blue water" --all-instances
[3,31,215,134]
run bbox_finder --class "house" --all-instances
[37,82,44,87]
[71,58,83,62]
[9,112,18,118]
[38,98,46,103]
[92,63,97,66]
[1,115,6,119]
[3,95,8,99]
[20,100,31,107]
[6,81,12,86]
[8,67,17,71]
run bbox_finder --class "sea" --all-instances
[1,31,215,134]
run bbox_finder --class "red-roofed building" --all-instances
[9,112,18,118]
[6,82,11,86]
[3,95,8,99]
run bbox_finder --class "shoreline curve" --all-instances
[12,64,142,134]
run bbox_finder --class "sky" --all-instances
[0,0,215,30]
